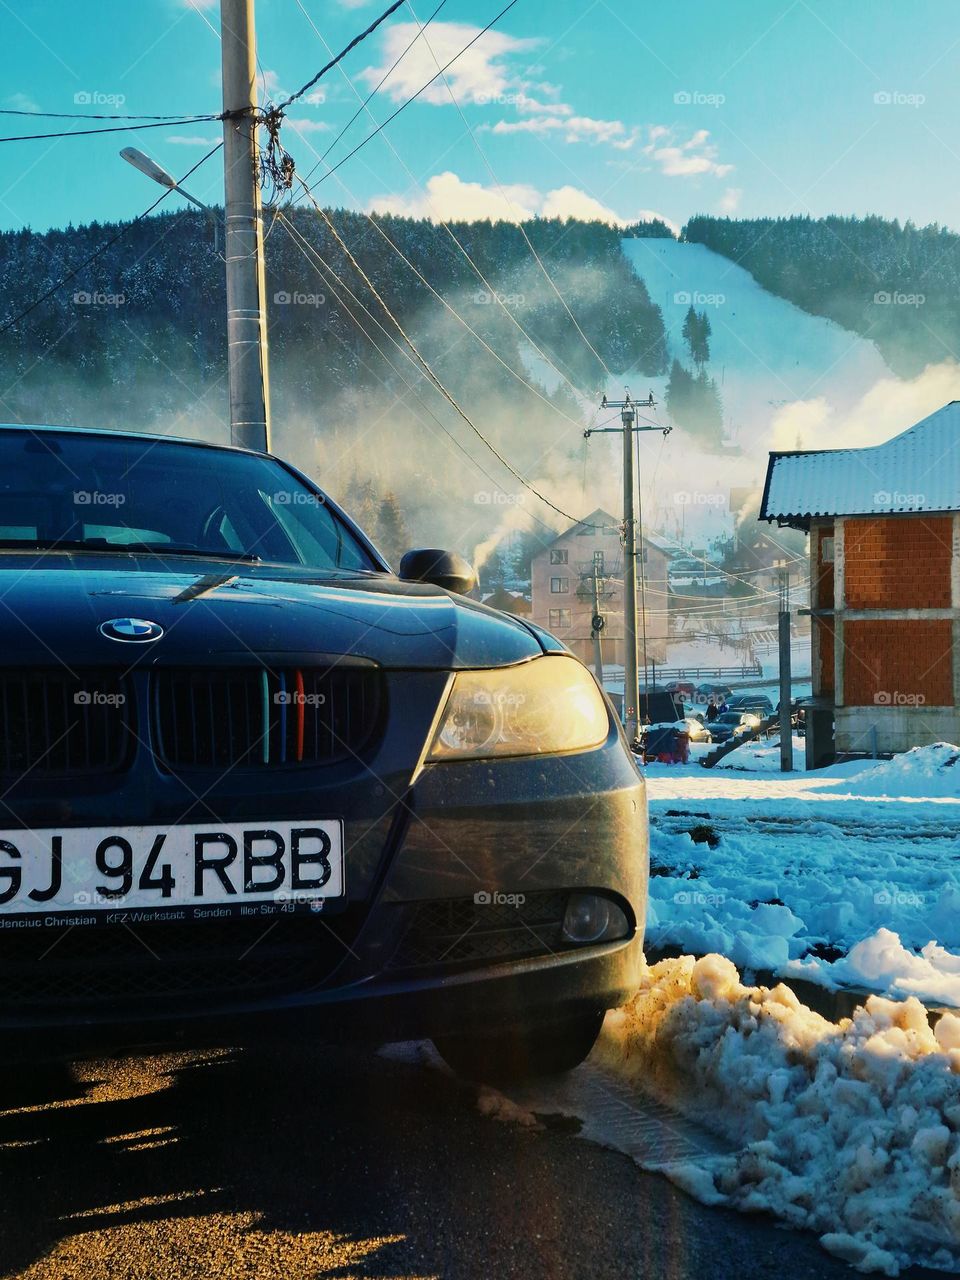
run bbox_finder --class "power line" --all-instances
[301,0,520,193]
[408,2,614,385]
[0,108,217,121]
[277,211,560,540]
[297,0,449,186]
[0,143,223,335]
[292,181,603,528]
[275,0,409,111]
[288,10,597,408]
[0,116,221,144]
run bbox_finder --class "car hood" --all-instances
[0,556,545,670]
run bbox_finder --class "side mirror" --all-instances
[398,548,477,595]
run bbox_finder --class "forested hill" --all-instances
[0,209,669,432]
[684,214,960,377]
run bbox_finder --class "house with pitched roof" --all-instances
[530,508,670,667]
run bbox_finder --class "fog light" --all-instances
[562,893,629,944]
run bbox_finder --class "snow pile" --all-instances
[600,956,960,1275]
[806,928,960,1008]
[819,743,960,799]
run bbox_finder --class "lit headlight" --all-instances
[427,655,610,761]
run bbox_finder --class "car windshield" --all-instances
[0,429,377,572]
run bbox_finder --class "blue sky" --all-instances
[3,0,960,234]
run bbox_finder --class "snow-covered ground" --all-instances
[645,743,960,1006]
[597,954,960,1276]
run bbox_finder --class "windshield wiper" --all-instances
[0,538,262,562]
[122,542,263,562]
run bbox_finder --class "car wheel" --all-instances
[433,1008,605,1084]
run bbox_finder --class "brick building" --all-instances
[760,402,960,756]
[530,508,670,666]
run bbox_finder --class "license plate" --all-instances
[0,820,344,925]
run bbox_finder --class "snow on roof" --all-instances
[760,401,960,527]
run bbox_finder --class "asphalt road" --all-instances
[0,1042,938,1280]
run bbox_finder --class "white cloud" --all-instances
[644,128,732,178]
[719,187,742,213]
[285,118,332,134]
[370,172,540,222]
[5,92,40,112]
[367,170,676,232]
[360,21,539,107]
[166,134,219,145]
[492,114,634,147]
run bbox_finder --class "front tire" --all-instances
[433,1008,605,1084]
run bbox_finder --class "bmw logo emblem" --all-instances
[99,617,164,643]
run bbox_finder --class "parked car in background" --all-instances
[709,711,757,744]
[693,682,733,707]
[727,693,774,716]
[664,680,696,699]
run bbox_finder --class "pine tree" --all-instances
[375,491,410,567]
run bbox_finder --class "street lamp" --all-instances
[120,147,220,250]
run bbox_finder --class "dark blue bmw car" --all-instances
[0,424,647,1080]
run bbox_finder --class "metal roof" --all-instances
[760,401,960,528]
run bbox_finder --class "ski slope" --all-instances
[621,238,891,445]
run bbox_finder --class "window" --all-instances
[821,536,835,563]
[592,551,605,575]
[549,549,568,565]
[549,608,572,629]
[550,577,569,593]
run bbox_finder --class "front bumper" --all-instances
[0,673,648,1053]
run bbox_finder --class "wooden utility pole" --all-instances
[590,549,605,684]
[587,394,669,745]
[221,0,271,451]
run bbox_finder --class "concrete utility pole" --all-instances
[778,569,793,772]
[221,0,271,451]
[590,549,606,685]
[587,394,670,746]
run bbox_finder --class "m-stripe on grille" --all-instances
[153,666,379,769]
